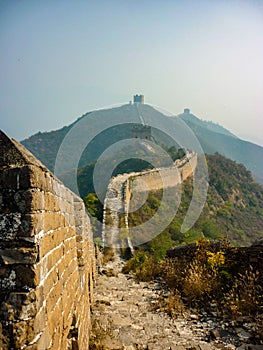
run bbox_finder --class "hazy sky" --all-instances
[0,0,262,145]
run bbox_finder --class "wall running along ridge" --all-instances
[0,131,96,350]
[102,151,197,251]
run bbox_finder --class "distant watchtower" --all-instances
[132,125,151,140]
[184,108,190,114]
[132,94,151,140]
[133,94,144,104]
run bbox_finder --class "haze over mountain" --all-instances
[21,104,263,186]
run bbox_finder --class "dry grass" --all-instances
[102,247,115,265]
[223,266,262,318]
[156,291,185,318]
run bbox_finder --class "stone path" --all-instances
[90,259,255,350]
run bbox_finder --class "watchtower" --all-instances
[132,125,151,140]
[133,94,144,104]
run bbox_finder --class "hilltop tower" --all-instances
[133,94,144,104]
[132,94,151,140]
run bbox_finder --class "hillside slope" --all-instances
[178,111,263,184]
[21,104,263,184]
[127,154,263,247]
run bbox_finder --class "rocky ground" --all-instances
[89,258,263,350]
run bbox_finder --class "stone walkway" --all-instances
[90,258,256,350]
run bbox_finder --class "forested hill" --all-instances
[21,104,263,185]
[127,153,263,247]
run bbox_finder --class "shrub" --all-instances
[156,291,185,317]
[122,252,161,281]
[223,266,262,318]
[182,260,213,306]
[102,247,115,265]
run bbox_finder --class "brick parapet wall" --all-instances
[127,152,197,194]
[0,131,95,350]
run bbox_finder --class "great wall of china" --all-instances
[0,131,96,349]
[1,130,262,349]
[0,129,198,349]
[102,151,197,252]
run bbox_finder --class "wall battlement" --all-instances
[0,131,96,350]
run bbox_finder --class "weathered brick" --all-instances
[38,228,65,259]
[0,246,38,265]
[14,265,36,289]
[42,268,59,297]
[0,131,95,350]
[61,256,78,285]
[64,236,77,254]
[34,285,45,311]
[44,191,60,212]
[46,280,63,313]
[47,295,63,335]
[51,325,63,350]
[36,328,52,350]
[14,189,45,213]
[20,212,44,237]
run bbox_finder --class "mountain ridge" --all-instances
[21,104,263,185]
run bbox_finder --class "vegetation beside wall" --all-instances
[122,239,263,342]
[127,154,263,247]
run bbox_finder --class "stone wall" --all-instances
[127,152,197,194]
[102,152,197,251]
[0,131,96,350]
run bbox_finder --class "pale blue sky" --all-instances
[0,0,262,145]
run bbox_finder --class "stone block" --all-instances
[0,189,20,214]
[64,236,77,254]
[2,292,37,322]
[47,296,63,335]
[20,212,44,238]
[0,265,36,291]
[36,328,52,350]
[61,256,78,285]
[35,285,45,310]
[0,165,47,191]
[44,191,60,212]
[44,172,55,194]
[15,264,36,289]
[43,212,61,232]
[0,246,38,265]
[0,212,22,240]
[45,245,64,275]
[199,344,212,350]
[38,228,65,259]
[51,325,63,350]
[34,307,47,334]
[47,280,63,311]
[42,268,59,297]
[14,189,45,213]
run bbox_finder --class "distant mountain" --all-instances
[179,110,237,138]
[21,104,263,186]
[177,110,263,184]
